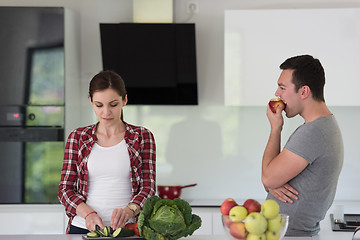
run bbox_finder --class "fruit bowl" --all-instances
[222,213,289,240]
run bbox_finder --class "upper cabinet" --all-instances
[224,8,360,106]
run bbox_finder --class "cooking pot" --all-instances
[157,184,197,199]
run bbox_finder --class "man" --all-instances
[262,55,344,236]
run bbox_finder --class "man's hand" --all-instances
[266,103,284,131]
[268,183,299,203]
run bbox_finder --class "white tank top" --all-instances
[72,140,132,228]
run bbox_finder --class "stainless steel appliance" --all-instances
[0,7,64,203]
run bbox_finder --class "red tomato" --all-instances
[125,223,140,236]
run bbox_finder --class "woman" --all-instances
[58,70,156,234]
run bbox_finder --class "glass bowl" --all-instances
[222,213,289,240]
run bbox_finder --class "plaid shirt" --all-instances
[58,122,156,233]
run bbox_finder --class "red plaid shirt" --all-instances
[58,122,156,233]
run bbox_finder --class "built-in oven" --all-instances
[0,7,64,203]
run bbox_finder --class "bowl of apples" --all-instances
[221,198,289,240]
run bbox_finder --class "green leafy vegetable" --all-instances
[138,196,202,240]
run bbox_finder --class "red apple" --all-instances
[223,215,233,228]
[220,198,238,215]
[268,97,285,113]
[243,199,261,213]
[229,221,247,239]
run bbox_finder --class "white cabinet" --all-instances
[0,205,66,234]
[192,207,225,236]
[225,8,360,106]
[212,212,226,235]
[0,205,223,236]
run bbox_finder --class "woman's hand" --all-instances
[268,183,299,203]
[110,207,134,230]
[85,212,105,231]
[76,203,105,231]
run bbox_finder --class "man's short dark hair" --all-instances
[280,55,325,102]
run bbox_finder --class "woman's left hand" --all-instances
[110,207,133,230]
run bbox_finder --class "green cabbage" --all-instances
[137,196,202,240]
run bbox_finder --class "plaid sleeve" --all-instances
[58,130,86,218]
[131,128,156,207]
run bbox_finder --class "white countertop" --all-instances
[0,219,357,240]
[0,232,357,240]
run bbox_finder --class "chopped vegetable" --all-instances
[86,231,98,238]
[86,226,133,238]
[103,226,113,237]
[112,227,134,238]
[137,196,202,240]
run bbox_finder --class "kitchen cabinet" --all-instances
[0,204,66,234]
[224,8,360,106]
[192,207,224,235]
[0,6,65,204]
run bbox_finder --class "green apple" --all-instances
[267,214,284,232]
[261,199,280,219]
[247,233,266,240]
[266,230,281,240]
[229,205,248,222]
[244,212,267,235]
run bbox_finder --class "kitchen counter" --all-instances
[0,215,358,240]
[0,201,358,239]
[0,231,357,240]
[0,217,357,240]
[0,214,358,240]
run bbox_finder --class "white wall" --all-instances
[1,0,360,234]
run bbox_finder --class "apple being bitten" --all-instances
[229,221,247,239]
[243,199,261,213]
[268,97,286,113]
[220,198,238,215]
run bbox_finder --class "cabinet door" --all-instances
[225,9,360,106]
[0,205,66,234]
[192,207,226,236]
[192,208,213,235]
[212,212,226,235]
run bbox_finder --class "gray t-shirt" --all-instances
[266,115,344,236]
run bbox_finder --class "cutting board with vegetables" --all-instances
[82,236,145,240]
[82,225,145,239]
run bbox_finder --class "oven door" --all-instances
[0,106,64,203]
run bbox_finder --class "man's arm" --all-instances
[262,105,308,189]
[262,148,309,188]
